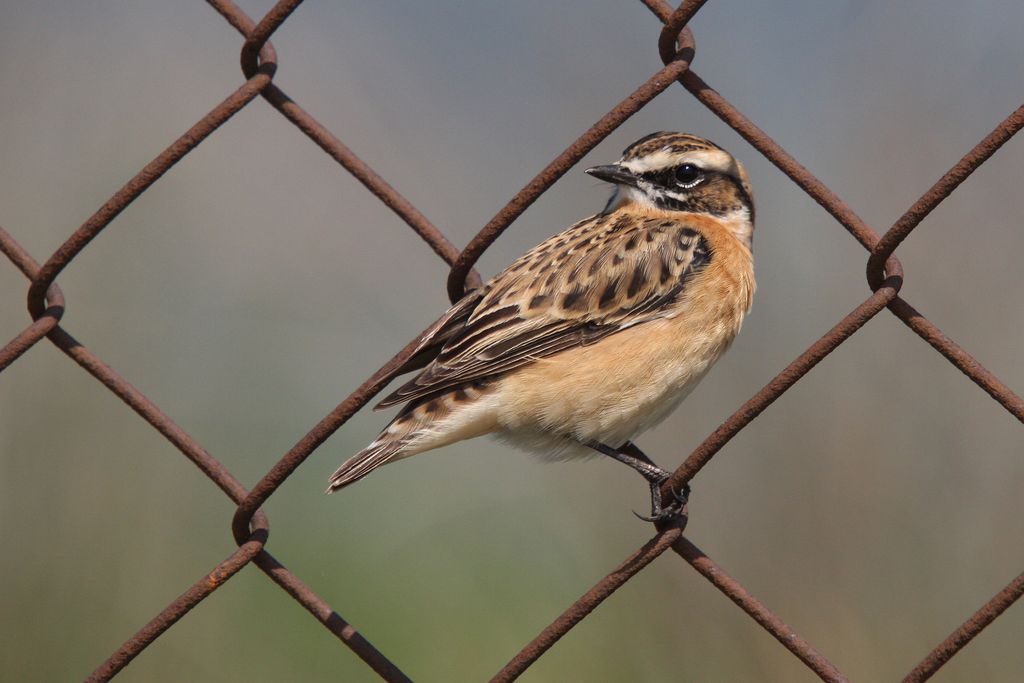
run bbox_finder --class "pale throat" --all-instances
[601,185,656,214]
[719,206,754,251]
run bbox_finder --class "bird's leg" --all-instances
[622,441,690,516]
[587,441,688,521]
[621,442,690,501]
[618,441,659,468]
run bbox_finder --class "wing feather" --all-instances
[387,288,484,377]
[377,212,710,408]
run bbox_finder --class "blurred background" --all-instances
[2,1,1023,681]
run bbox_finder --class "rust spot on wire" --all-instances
[1,0,1021,681]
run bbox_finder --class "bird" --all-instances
[327,132,755,520]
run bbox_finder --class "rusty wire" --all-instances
[1,0,1022,681]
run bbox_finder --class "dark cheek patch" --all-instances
[648,172,753,218]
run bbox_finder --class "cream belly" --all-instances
[493,302,742,459]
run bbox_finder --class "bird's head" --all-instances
[586,132,754,249]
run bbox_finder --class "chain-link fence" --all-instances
[2,1,1022,681]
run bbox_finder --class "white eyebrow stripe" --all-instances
[680,149,735,174]
[620,150,677,173]
[621,148,739,179]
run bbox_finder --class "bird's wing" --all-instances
[376,212,711,408]
[388,288,485,377]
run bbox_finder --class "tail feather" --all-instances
[326,438,406,492]
[326,381,498,493]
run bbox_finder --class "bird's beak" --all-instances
[585,164,639,187]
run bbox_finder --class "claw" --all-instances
[632,503,683,523]
[637,477,689,523]
[632,508,662,523]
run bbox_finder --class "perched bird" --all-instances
[328,132,755,519]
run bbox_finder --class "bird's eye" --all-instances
[673,163,702,187]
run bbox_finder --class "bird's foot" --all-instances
[632,475,690,523]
